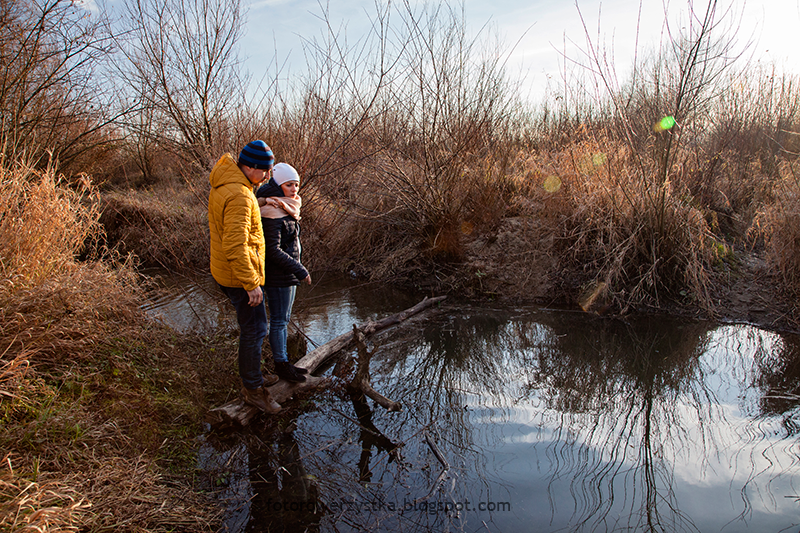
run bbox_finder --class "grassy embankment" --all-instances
[0,164,231,531]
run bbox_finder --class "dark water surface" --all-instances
[142,271,800,532]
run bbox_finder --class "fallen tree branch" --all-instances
[295,296,447,372]
[348,325,401,411]
[205,296,446,429]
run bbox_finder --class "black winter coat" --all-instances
[256,179,309,287]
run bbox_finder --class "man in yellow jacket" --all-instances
[209,140,281,413]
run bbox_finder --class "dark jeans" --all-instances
[265,285,296,363]
[219,285,267,389]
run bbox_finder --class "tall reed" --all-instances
[0,164,101,281]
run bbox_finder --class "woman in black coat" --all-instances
[256,163,311,383]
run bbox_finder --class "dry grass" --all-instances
[752,166,800,302]
[467,135,719,312]
[100,185,209,271]
[0,164,221,532]
[560,139,715,311]
[0,164,101,282]
[1,447,219,532]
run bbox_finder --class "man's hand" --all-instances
[302,275,312,285]
[247,287,263,306]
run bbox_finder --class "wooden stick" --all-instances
[348,325,401,411]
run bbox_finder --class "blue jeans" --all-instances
[219,285,267,389]
[265,285,296,363]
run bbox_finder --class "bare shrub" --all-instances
[114,0,247,171]
[0,0,118,174]
[295,1,521,281]
[514,0,748,312]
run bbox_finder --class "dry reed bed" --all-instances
[753,172,800,297]
[0,165,219,532]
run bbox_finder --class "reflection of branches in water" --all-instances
[266,308,523,532]
[245,428,324,533]
[375,309,529,509]
[286,396,475,532]
[383,308,522,425]
[209,307,800,532]
[516,313,716,532]
[754,330,800,424]
[713,326,800,524]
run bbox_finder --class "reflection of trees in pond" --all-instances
[727,327,800,523]
[376,309,522,476]
[754,331,800,427]
[368,309,721,532]
[245,428,324,532]
[516,314,720,532]
[206,306,800,532]
[200,423,324,532]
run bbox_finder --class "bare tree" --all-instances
[573,0,746,195]
[114,0,246,170]
[361,1,517,263]
[0,0,117,172]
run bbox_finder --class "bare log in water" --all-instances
[205,296,446,429]
[348,324,401,411]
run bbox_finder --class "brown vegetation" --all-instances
[4,0,800,528]
[100,185,209,271]
[85,0,800,325]
[0,165,221,531]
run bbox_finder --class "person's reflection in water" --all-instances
[246,425,323,532]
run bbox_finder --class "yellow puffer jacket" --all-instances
[208,153,265,291]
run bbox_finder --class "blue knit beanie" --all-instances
[238,140,274,170]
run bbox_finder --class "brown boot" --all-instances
[263,373,280,386]
[241,386,281,414]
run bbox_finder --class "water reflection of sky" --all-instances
[450,322,800,532]
[309,313,799,532]
[154,272,800,532]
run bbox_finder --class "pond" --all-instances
[142,271,800,532]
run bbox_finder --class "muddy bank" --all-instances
[401,215,797,334]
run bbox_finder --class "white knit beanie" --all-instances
[272,163,300,186]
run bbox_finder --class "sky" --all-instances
[241,0,800,102]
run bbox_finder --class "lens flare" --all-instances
[543,175,562,193]
[654,115,676,132]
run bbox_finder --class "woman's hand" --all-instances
[302,275,312,285]
[258,197,280,207]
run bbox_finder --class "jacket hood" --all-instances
[256,178,285,198]
[210,153,249,189]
